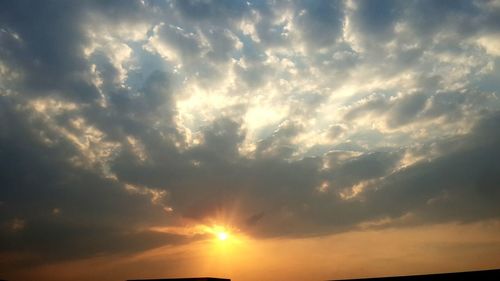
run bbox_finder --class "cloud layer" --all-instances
[1,0,500,269]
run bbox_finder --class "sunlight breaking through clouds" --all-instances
[1,0,500,280]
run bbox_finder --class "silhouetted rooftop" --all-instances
[127,277,231,281]
[330,269,500,280]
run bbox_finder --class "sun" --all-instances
[217,231,229,241]
[204,224,235,242]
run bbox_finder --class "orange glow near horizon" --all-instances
[5,221,500,281]
[148,222,239,241]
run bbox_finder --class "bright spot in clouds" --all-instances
[205,225,233,242]
[217,231,229,241]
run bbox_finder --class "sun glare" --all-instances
[217,231,229,241]
[205,225,234,242]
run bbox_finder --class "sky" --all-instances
[1,0,500,280]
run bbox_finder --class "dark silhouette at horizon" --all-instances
[127,277,231,281]
[330,268,500,280]
[126,269,500,281]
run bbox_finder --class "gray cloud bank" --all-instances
[1,0,500,268]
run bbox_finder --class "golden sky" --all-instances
[5,220,500,281]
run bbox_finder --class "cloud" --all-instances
[386,92,428,128]
[0,97,186,264]
[349,0,401,40]
[477,33,500,56]
[293,0,345,50]
[362,112,500,224]
[1,0,500,272]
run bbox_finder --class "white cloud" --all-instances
[477,33,500,56]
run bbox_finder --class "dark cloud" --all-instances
[351,0,401,39]
[205,28,241,63]
[0,219,188,264]
[406,0,480,37]
[344,92,390,121]
[362,112,500,224]
[328,124,347,139]
[155,24,205,61]
[294,0,345,49]
[173,0,247,24]
[0,97,184,266]
[255,120,302,159]
[386,93,428,128]
[0,0,98,102]
[323,151,402,191]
